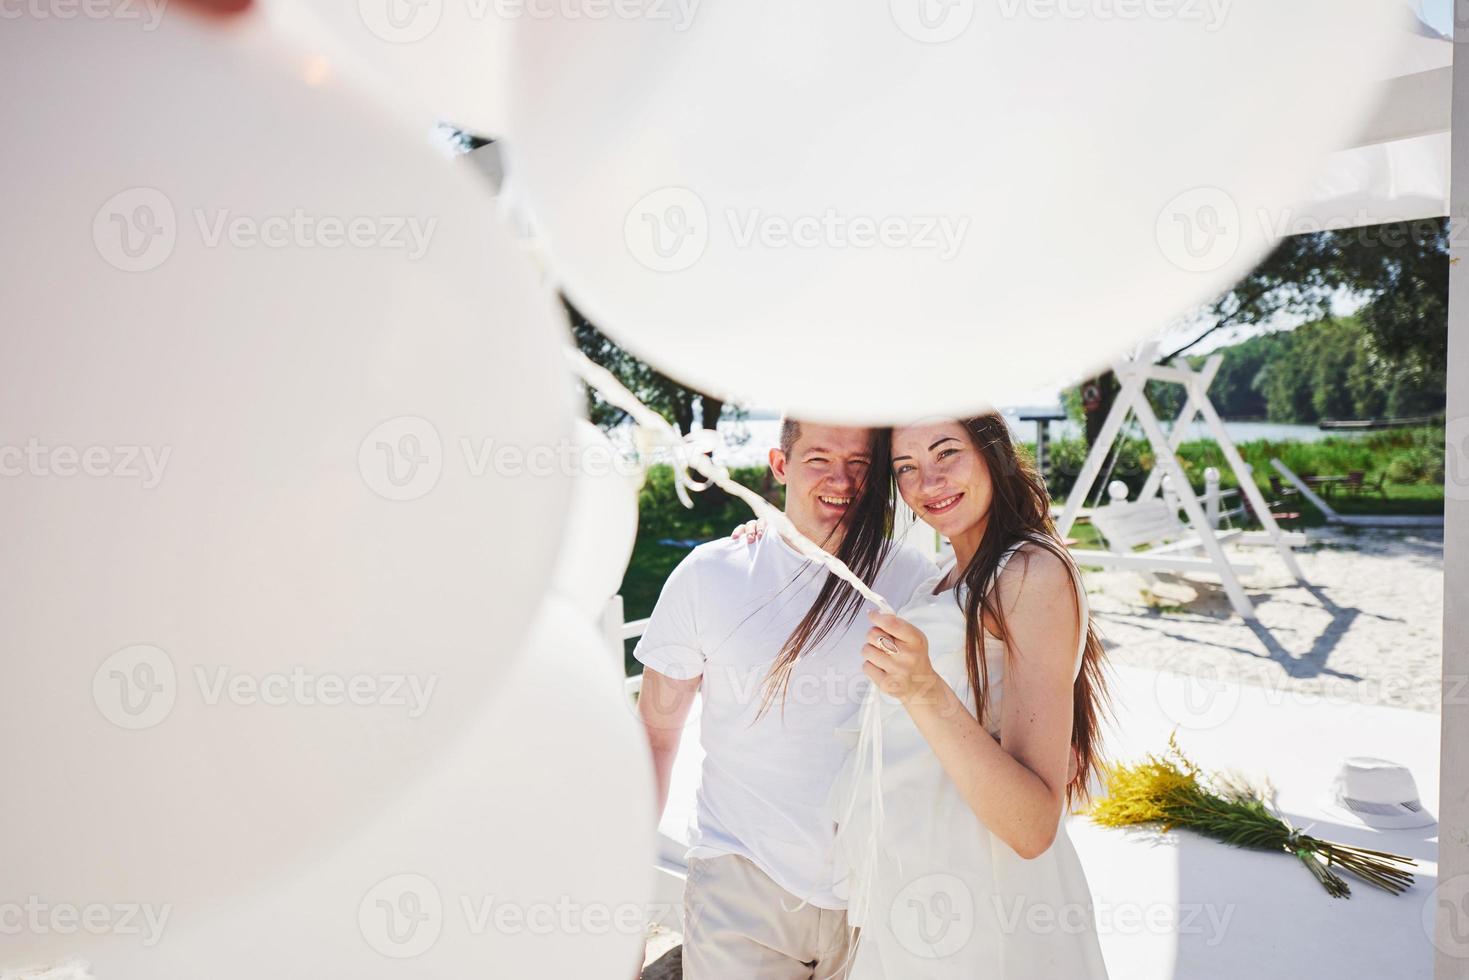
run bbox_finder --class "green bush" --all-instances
[1042,425,1445,500]
[1385,446,1446,485]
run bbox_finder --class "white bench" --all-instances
[1071,496,1256,582]
[1091,497,1244,555]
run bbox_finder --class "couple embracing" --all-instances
[635,415,1112,979]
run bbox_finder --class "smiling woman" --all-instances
[883,413,1111,807]
[793,412,1114,977]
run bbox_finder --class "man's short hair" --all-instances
[778,417,802,457]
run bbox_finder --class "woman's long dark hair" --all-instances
[753,428,898,722]
[762,413,1113,808]
[944,413,1113,809]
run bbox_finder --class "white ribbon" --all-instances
[566,348,896,614]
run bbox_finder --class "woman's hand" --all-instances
[728,518,767,542]
[862,610,943,706]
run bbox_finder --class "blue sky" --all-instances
[1420,0,1452,37]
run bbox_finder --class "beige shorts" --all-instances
[680,853,855,980]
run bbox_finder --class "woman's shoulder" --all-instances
[992,536,1080,603]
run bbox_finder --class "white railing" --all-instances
[602,594,650,700]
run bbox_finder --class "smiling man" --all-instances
[634,418,936,980]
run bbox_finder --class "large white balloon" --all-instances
[551,419,643,617]
[264,0,511,135]
[504,2,1402,421]
[69,597,656,979]
[0,8,571,960]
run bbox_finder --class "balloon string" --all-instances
[565,348,895,614]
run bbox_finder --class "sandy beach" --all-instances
[1083,526,1447,715]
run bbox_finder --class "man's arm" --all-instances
[629,547,707,817]
[638,668,702,818]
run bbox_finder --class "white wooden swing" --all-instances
[1055,343,1309,620]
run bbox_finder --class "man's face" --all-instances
[769,423,873,545]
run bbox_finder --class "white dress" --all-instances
[827,536,1110,979]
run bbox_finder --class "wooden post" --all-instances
[1136,354,1222,502]
[1056,346,1155,538]
[1204,467,1221,529]
[1193,389,1306,583]
[1128,380,1257,619]
[601,594,626,674]
[1434,6,1469,972]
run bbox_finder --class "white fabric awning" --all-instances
[1295,12,1451,229]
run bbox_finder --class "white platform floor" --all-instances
[652,663,1443,978]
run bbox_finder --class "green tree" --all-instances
[1070,218,1450,432]
[1166,219,1449,392]
[564,297,727,435]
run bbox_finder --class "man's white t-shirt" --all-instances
[634,530,936,909]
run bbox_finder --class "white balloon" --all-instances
[264,0,511,135]
[504,2,1403,422]
[0,9,572,959]
[551,419,643,617]
[76,597,656,978]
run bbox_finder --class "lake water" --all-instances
[692,416,1354,467]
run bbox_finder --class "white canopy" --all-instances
[1295,12,1451,229]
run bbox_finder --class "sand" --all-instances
[1082,525,1447,715]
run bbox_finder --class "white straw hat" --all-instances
[1317,756,1436,830]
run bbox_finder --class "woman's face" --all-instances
[891,420,993,539]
